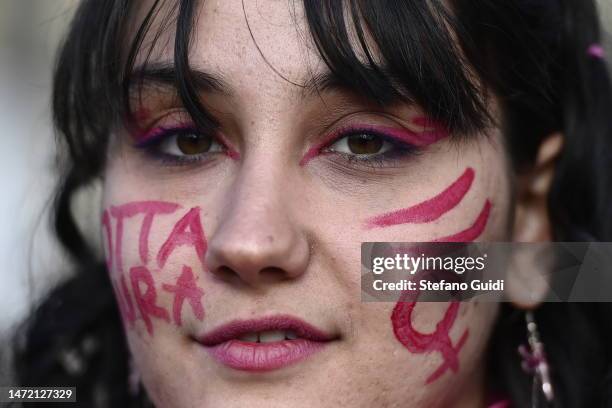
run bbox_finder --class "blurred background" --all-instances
[0,0,77,382]
[0,0,611,384]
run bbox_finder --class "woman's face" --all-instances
[101,1,513,407]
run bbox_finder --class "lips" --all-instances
[198,315,336,372]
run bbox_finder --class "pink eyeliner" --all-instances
[366,167,475,228]
[356,125,448,147]
[132,124,193,146]
[133,124,240,160]
[224,143,241,160]
[299,120,449,166]
[300,135,334,166]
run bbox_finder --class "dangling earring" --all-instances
[518,311,554,406]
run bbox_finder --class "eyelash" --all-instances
[133,126,222,166]
[133,125,421,168]
[322,128,421,168]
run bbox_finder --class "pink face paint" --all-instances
[432,200,491,242]
[221,137,241,161]
[157,207,207,269]
[109,201,180,272]
[112,275,136,328]
[390,198,490,383]
[300,137,332,166]
[366,168,474,228]
[391,291,469,384]
[411,116,446,129]
[133,124,185,146]
[130,266,170,335]
[227,150,240,160]
[162,265,205,326]
[300,119,449,166]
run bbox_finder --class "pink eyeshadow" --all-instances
[132,124,241,160]
[370,125,449,147]
[300,122,449,166]
[411,116,445,128]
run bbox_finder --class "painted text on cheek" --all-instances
[367,168,492,383]
[392,293,468,384]
[101,201,207,336]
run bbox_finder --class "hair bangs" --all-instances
[303,0,491,136]
[123,0,218,138]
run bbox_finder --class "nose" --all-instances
[205,161,310,288]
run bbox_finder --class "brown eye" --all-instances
[176,133,213,155]
[346,134,384,154]
[327,132,393,157]
[155,130,224,158]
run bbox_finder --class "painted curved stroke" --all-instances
[392,292,469,384]
[433,200,491,242]
[365,167,475,228]
[376,169,491,384]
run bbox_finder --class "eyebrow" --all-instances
[129,62,347,98]
[129,62,232,95]
[301,71,349,96]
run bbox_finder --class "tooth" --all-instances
[258,330,286,343]
[285,330,298,340]
[238,333,258,342]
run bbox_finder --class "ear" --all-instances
[507,133,563,309]
[513,133,563,242]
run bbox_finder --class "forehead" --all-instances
[137,0,320,94]
[128,0,488,135]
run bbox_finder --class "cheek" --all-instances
[392,302,497,386]
[100,200,208,337]
[353,142,510,385]
[391,298,469,384]
[362,137,512,242]
[352,300,497,402]
[363,166,497,242]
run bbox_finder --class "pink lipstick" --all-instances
[198,315,336,372]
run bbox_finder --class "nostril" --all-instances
[205,229,310,286]
[211,265,293,287]
[259,267,291,283]
[215,266,236,282]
